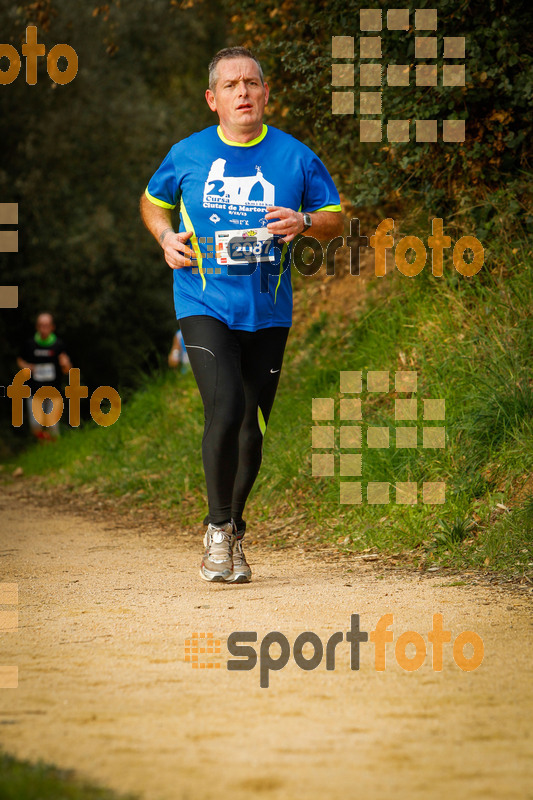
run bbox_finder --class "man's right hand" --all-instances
[160,229,197,270]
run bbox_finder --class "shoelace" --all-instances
[233,539,243,563]
[205,527,233,562]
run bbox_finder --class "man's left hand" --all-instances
[59,352,72,374]
[265,206,306,244]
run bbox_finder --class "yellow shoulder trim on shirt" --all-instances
[144,187,176,210]
[309,204,342,213]
[217,124,268,147]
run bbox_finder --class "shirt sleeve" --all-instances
[145,148,180,209]
[55,338,67,356]
[301,151,342,214]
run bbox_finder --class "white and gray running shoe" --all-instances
[200,522,235,582]
[227,529,252,583]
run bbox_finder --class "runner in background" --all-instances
[168,328,190,373]
[17,312,72,440]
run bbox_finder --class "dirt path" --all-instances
[0,485,531,800]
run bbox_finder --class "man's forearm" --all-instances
[17,357,32,370]
[305,211,343,241]
[140,194,174,246]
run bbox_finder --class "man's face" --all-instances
[36,314,54,339]
[205,57,269,135]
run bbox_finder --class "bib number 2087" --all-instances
[229,238,273,262]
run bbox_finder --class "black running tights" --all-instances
[178,315,290,528]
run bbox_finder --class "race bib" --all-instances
[33,363,56,382]
[215,227,276,266]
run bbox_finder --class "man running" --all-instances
[140,47,342,583]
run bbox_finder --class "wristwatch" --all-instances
[301,213,312,233]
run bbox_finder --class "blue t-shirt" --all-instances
[145,124,341,331]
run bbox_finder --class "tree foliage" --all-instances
[225,0,533,221]
[2,0,532,437]
[0,0,226,396]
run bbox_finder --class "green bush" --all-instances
[226,0,533,215]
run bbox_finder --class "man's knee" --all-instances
[208,391,246,439]
[239,418,264,451]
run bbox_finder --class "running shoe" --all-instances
[226,522,252,584]
[200,522,235,582]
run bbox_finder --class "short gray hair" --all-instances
[208,47,264,92]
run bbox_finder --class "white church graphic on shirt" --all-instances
[203,158,275,207]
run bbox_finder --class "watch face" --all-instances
[303,213,312,230]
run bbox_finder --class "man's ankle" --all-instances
[231,517,246,535]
